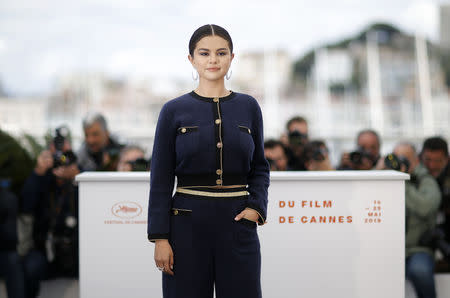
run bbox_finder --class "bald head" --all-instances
[393,143,419,173]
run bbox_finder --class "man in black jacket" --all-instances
[21,128,79,298]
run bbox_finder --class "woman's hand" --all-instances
[234,208,259,223]
[154,239,174,275]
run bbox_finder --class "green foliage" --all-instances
[21,133,44,162]
[292,51,314,81]
[354,23,401,42]
[0,130,34,197]
[292,22,402,85]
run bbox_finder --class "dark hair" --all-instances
[264,139,288,156]
[189,24,233,56]
[286,116,307,131]
[422,136,449,156]
[356,129,381,147]
[304,140,329,161]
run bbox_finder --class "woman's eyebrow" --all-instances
[197,48,229,52]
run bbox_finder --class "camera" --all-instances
[104,145,121,161]
[384,153,410,173]
[349,147,376,166]
[98,144,123,171]
[304,141,328,162]
[312,148,327,161]
[127,158,150,171]
[47,214,79,277]
[419,227,450,260]
[52,126,77,168]
[288,130,308,146]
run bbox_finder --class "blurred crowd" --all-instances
[0,112,149,298]
[0,113,449,298]
[265,115,449,298]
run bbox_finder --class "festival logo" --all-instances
[111,201,143,219]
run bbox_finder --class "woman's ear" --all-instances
[188,54,194,66]
[231,53,235,61]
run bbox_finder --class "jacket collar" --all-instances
[189,90,236,102]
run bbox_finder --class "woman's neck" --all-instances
[195,79,230,98]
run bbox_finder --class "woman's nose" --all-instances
[209,54,218,63]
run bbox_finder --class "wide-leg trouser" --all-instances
[162,191,262,298]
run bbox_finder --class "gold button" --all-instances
[181,128,186,133]
[216,179,222,185]
[216,169,222,175]
[217,142,222,148]
[213,98,219,103]
[215,119,221,124]
[173,210,179,215]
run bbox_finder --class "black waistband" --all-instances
[176,174,248,187]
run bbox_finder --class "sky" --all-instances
[0,0,448,96]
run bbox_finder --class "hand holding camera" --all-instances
[35,126,79,179]
[35,150,54,176]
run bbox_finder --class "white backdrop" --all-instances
[76,171,408,298]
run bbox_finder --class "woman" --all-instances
[147,24,270,298]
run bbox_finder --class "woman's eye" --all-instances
[199,52,209,56]
[218,52,227,56]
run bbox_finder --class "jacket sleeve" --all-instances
[246,101,270,225]
[405,174,441,219]
[21,171,52,214]
[147,103,177,242]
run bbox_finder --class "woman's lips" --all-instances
[207,68,220,71]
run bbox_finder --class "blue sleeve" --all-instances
[246,101,270,225]
[147,103,177,242]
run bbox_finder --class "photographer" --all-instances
[421,137,450,227]
[77,112,123,171]
[21,126,80,298]
[303,140,334,171]
[117,145,150,172]
[0,129,34,298]
[338,129,381,170]
[283,116,309,171]
[264,140,290,171]
[384,142,441,298]
[420,137,450,272]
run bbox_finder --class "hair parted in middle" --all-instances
[189,24,233,57]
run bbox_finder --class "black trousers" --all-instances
[162,191,262,298]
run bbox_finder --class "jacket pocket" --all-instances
[177,126,198,135]
[238,217,258,227]
[237,125,251,134]
[171,207,192,216]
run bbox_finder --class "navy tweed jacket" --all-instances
[147,91,270,241]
